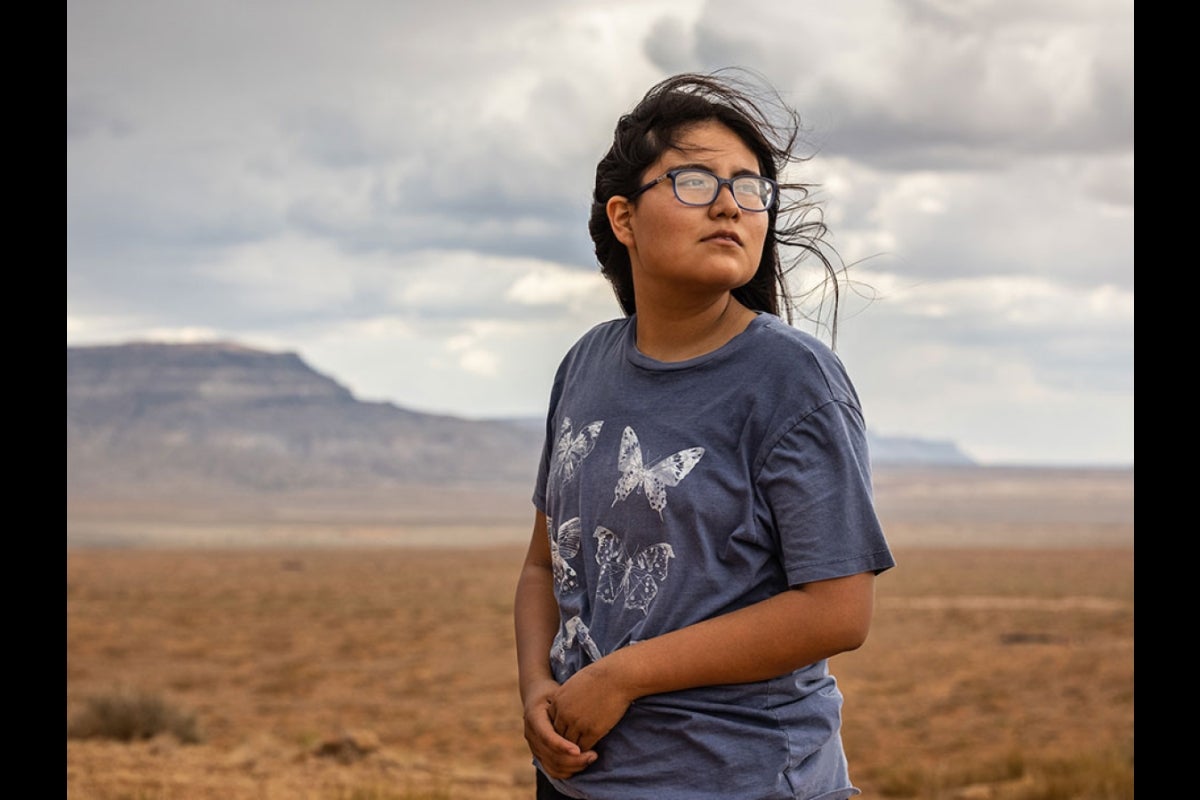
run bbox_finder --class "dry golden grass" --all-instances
[66,468,1133,799]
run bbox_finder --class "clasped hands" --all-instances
[523,661,635,780]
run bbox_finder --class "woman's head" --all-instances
[589,70,839,331]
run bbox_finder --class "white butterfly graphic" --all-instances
[550,615,602,664]
[611,426,705,516]
[548,516,582,592]
[549,417,604,487]
[594,525,675,614]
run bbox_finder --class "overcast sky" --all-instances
[67,0,1134,467]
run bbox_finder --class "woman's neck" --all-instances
[633,293,757,362]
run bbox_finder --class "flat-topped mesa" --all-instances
[67,340,545,493]
[66,341,355,407]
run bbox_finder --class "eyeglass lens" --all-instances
[673,170,774,211]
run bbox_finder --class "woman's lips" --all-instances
[703,230,742,245]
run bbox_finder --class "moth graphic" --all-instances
[549,417,604,486]
[594,525,675,614]
[550,615,602,664]
[548,516,582,592]
[612,426,705,516]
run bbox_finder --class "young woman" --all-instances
[514,70,895,800]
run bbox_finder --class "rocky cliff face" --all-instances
[68,340,974,506]
[67,342,545,496]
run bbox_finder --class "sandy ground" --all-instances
[66,467,1134,799]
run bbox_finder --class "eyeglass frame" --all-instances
[626,167,779,212]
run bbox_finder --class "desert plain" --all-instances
[66,466,1134,799]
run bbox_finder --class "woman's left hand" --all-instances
[548,659,634,751]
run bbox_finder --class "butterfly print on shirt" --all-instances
[549,417,604,488]
[548,516,582,592]
[611,426,705,517]
[594,525,675,614]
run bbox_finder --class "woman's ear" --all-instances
[607,195,635,248]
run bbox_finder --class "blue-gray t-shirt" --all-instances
[532,313,895,800]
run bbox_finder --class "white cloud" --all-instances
[203,235,364,313]
[816,154,1135,287]
[863,272,1133,330]
[507,266,613,309]
[447,329,503,378]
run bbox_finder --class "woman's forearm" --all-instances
[545,571,877,751]
[514,560,561,700]
[595,571,876,702]
[513,512,561,703]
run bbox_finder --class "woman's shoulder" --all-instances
[747,314,860,407]
[568,316,629,351]
[751,313,833,352]
[554,316,630,369]
[750,314,842,368]
[583,315,630,339]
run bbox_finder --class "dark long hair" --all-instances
[588,69,842,341]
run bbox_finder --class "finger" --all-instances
[552,719,576,743]
[536,741,591,771]
[558,719,583,748]
[541,749,598,780]
[531,715,581,755]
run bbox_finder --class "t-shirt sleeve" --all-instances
[532,412,554,514]
[757,399,895,586]
[532,363,567,514]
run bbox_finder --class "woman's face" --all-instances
[611,120,769,310]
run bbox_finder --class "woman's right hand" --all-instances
[523,677,598,780]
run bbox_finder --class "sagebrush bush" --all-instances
[67,688,202,744]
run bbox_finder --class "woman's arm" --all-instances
[547,570,877,751]
[513,510,598,778]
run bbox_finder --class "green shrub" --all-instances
[67,688,202,744]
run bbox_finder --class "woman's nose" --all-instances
[708,183,741,218]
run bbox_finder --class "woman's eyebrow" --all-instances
[667,161,765,177]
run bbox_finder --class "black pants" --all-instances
[536,769,578,800]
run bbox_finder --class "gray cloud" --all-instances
[66,0,1134,465]
[683,0,1133,167]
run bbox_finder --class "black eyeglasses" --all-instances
[627,168,778,212]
